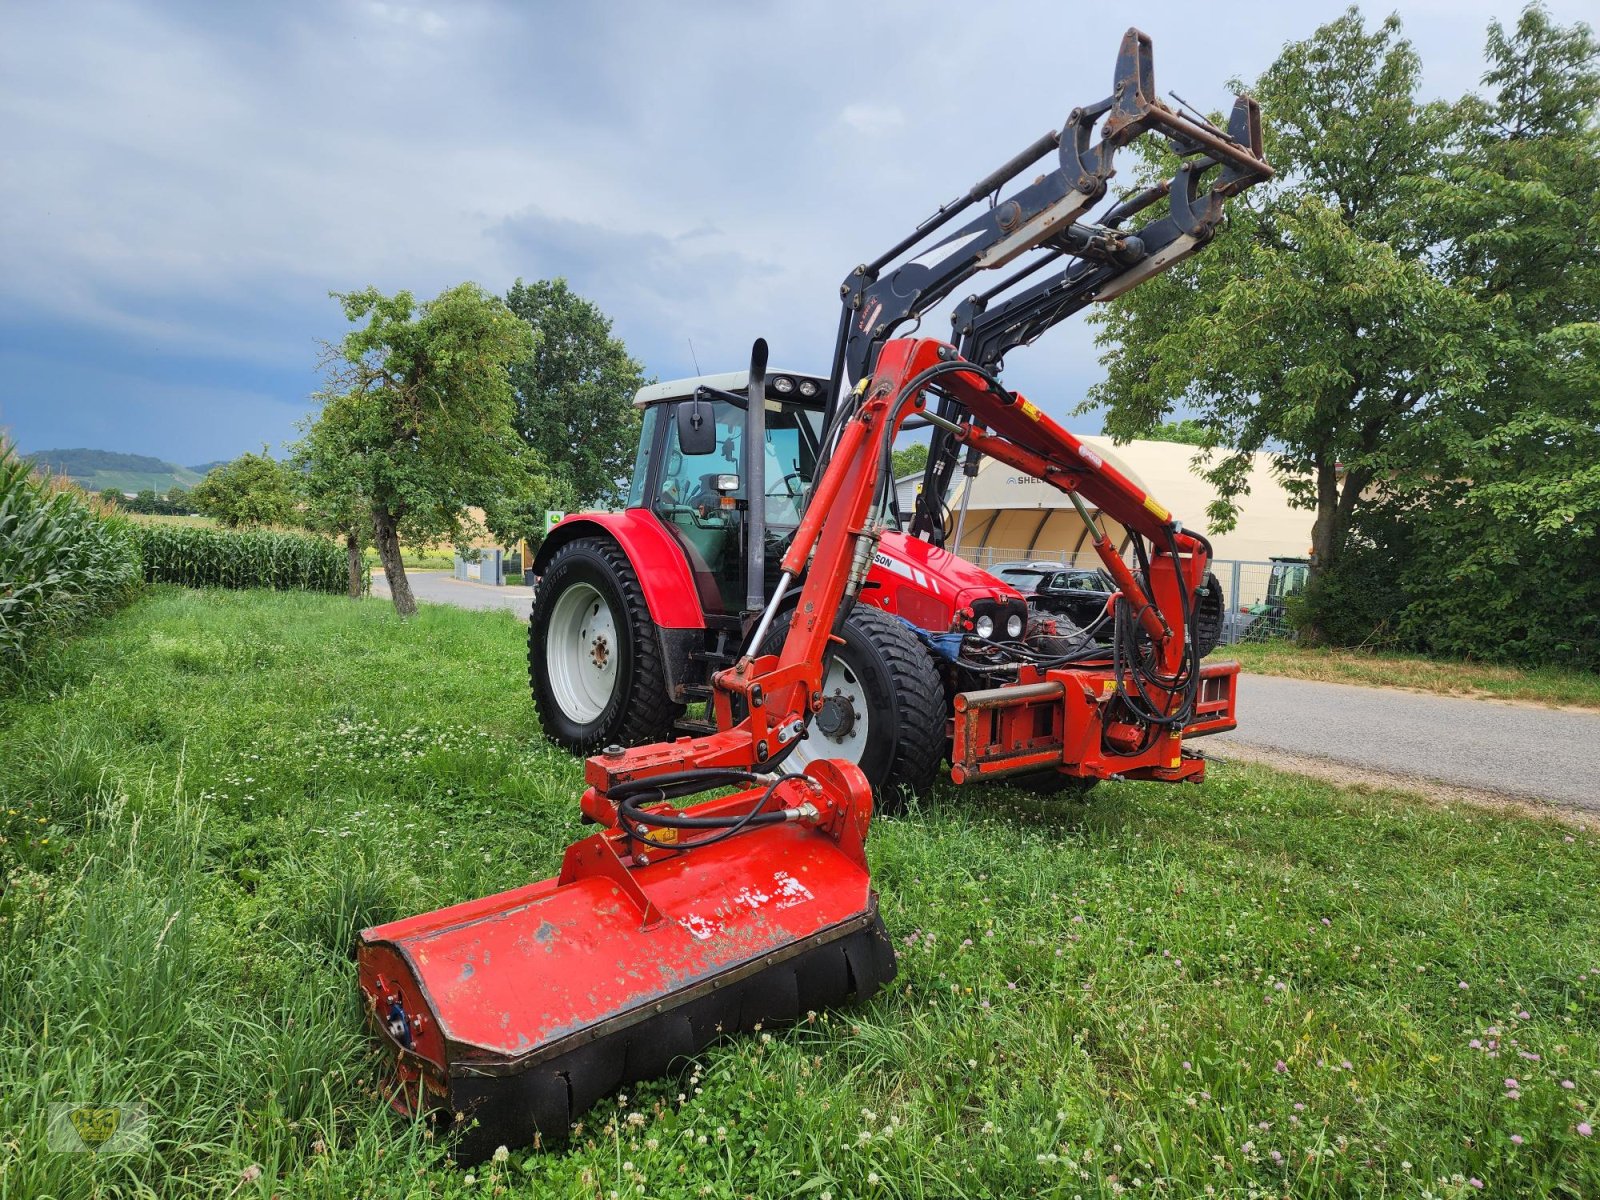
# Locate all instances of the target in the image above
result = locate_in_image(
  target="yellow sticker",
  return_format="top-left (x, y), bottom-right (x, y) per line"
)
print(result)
top-left (1143, 495), bottom-right (1171, 523)
top-left (651, 826), bottom-right (679, 844)
top-left (1019, 399), bottom-right (1042, 420)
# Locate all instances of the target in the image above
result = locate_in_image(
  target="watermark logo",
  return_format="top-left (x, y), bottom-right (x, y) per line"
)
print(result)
top-left (48, 1103), bottom-right (149, 1153)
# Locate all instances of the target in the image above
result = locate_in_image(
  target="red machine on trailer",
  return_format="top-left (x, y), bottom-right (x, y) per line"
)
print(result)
top-left (358, 30), bottom-right (1273, 1160)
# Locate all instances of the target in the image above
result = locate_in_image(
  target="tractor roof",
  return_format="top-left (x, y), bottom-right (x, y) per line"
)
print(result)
top-left (632, 368), bottom-right (830, 409)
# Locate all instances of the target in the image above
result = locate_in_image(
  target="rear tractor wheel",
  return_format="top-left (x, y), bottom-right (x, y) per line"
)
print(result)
top-left (528, 538), bottom-right (681, 751)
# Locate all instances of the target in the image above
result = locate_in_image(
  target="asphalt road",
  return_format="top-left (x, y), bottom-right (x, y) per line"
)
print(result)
top-left (1213, 673), bottom-right (1600, 812)
top-left (370, 569), bottom-right (534, 615)
top-left (368, 572), bottom-right (1596, 810)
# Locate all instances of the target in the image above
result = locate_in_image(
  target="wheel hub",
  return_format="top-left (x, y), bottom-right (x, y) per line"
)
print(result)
top-left (815, 690), bottom-right (859, 742)
top-left (544, 582), bottom-right (620, 724)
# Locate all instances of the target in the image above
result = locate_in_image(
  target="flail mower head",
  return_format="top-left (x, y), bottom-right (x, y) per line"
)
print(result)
top-left (356, 759), bottom-right (895, 1162)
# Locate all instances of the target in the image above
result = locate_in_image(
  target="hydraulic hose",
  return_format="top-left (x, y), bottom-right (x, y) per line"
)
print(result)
top-left (614, 771), bottom-right (801, 853)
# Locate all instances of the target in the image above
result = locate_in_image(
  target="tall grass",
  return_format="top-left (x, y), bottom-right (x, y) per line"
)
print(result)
top-left (132, 524), bottom-right (351, 594)
top-left (1, 588), bottom-right (1596, 1196)
top-left (0, 439), bottom-right (140, 686)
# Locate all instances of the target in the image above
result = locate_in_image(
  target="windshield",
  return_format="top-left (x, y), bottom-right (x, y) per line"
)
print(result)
top-left (996, 569), bottom-right (1046, 594)
top-left (1267, 562), bottom-right (1309, 605)
top-left (652, 399), bottom-right (821, 529)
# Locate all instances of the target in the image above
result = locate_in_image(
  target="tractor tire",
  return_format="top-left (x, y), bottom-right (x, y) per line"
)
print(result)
top-left (1192, 570), bottom-right (1226, 658)
top-left (528, 537), bottom-right (682, 752)
top-left (755, 604), bottom-right (944, 815)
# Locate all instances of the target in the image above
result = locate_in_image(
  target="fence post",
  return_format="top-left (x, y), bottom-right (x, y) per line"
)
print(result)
top-left (1228, 560), bottom-right (1243, 645)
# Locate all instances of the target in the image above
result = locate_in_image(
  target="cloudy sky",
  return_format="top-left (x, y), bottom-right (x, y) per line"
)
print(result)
top-left (2, 0), bottom-right (1588, 465)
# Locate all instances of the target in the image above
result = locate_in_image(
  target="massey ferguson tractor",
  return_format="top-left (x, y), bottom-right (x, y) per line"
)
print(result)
top-left (525, 29), bottom-right (1264, 803)
top-left (358, 30), bottom-right (1272, 1160)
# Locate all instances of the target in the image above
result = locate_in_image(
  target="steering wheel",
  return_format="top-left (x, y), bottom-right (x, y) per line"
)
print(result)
top-left (766, 472), bottom-right (806, 499)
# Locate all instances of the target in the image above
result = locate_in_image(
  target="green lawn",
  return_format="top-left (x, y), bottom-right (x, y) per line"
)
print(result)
top-left (3, 588), bottom-right (1597, 1198)
top-left (1227, 640), bottom-right (1600, 711)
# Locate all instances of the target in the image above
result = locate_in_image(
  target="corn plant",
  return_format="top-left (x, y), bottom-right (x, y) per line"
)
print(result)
top-left (131, 524), bottom-right (352, 594)
top-left (0, 441), bottom-right (141, 684)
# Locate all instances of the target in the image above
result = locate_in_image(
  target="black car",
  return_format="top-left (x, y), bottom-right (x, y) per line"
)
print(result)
top-left (992, 561), bottom-right (1116, 630)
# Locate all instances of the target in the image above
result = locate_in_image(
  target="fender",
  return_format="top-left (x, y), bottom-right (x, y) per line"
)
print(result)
top-left (533, 511), bottom-right (707, 630)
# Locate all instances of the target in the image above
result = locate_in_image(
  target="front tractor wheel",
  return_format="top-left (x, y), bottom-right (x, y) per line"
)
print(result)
top-left (757, 604), bottom-right (944, 814)
top-left (528, 538), bottom-right (681, 751)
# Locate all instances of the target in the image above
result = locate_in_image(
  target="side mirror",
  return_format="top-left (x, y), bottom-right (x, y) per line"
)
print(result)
top-left (675, 397), bottom-right (717, 456)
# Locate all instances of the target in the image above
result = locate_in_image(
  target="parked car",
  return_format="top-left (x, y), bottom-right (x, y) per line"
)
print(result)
top-left (990, 560), bottom-right (1116, 630)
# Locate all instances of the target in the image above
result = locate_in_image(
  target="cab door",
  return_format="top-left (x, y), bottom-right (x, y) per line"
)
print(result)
top-left (652, 398), bottom-right (746, 612)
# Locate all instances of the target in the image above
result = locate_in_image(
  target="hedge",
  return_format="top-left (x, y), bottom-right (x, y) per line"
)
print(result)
top-left (0, 442), bottom-right (142, 683)
top-left (132, 524), bottom-right (351, 594)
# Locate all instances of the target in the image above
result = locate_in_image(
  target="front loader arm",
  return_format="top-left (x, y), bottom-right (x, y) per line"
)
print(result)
top-left (828, 27), bottom-right (1270, 411)
top-left (585, 335), bottom-right (1212, 809)
top-left (908, 91), bottom-right (1269, 544)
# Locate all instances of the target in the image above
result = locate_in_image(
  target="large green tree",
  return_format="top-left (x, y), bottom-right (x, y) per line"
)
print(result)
top-left (1086, 10), bottom-right (1492, 620)
top-left (192, 450), bottom-right (300, 528)
top-left (315, 283), bottom-right (535, 616)
top-left (1394, 5), bottom-right (1600, 666)
top-left (495, 279), bottom-right (646, 544)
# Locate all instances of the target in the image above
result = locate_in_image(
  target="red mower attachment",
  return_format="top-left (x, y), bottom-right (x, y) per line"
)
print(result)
top-left (357, 759), bottom-right (895, 1162)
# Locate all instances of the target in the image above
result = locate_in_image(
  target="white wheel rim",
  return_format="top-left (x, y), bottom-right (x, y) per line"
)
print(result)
top-left (785, 658), bottom-right (871, 770)
top-left (544, 582), bottom-right (620, 724)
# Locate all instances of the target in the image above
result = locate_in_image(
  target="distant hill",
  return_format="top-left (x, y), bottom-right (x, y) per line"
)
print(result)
top-left (24, 448), bottom-right (208, 494)
top-left (189, 460), bottom-right (230, 475)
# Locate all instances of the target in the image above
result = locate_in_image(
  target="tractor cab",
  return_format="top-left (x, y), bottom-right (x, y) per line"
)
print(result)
top-left (627, 369), bottom-right (830, 614)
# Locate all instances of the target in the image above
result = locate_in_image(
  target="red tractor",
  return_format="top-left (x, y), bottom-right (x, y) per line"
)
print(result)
top-left (528, 29), bottom-right (1265, 801)
top-left (361, 30), bottom-right (1275, 1160)
top-left (528, 360), bottom-right (1013, 800)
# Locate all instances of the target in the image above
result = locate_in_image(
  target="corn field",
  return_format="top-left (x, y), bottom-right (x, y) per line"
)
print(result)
top-left (0, 440), bottom-right (141, 683)
top-left (132, 523), bottom-right (352, 594)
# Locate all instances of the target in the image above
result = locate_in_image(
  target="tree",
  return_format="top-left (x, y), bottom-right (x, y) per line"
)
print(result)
top-left (1086, 9), bottom-right (1492, 640)
top-left (890, 442), bottom-right (929, 479)
top-left (1392, 4), bottom-right (1600, 667)
top-left (165, 484), bottom-right (192, 513)
top-left (291, 402), bottom-right (371, 600)
top-left (316, 283), bottom-right (535, 617)
top-left (1140, 420), bottom-right (1212, 447)
top-left (98, 487), bottom-right (122, 508)
top-left (192, 450), bottom-right (300, 527)
top-left (497, 278), bottom-right (646, 531)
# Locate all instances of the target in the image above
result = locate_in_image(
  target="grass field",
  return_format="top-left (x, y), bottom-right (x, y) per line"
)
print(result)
top-left (3, 589), bottom-right (1597, 1198)
top-left (1227, 640), bottom-right (1600, 711)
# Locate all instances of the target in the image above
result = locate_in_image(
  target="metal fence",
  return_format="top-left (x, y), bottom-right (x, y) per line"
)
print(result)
top-left (949, 546), bottom-right (1294, 646)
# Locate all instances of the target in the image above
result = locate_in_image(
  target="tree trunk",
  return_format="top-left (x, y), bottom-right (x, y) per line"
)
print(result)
top-left (345, 530), bottom-right (364, 600)
top-left (1301, 460), bottom-right (1343, 646)
top-left (372, 506), bottom-right (417, 617)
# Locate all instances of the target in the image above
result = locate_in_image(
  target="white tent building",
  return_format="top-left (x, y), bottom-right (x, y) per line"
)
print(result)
top-left (895, 435), bottom-right (1312, 589)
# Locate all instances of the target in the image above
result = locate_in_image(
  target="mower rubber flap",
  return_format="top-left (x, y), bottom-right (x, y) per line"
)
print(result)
top-left (357, 769), bottom-right (894, 1162)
